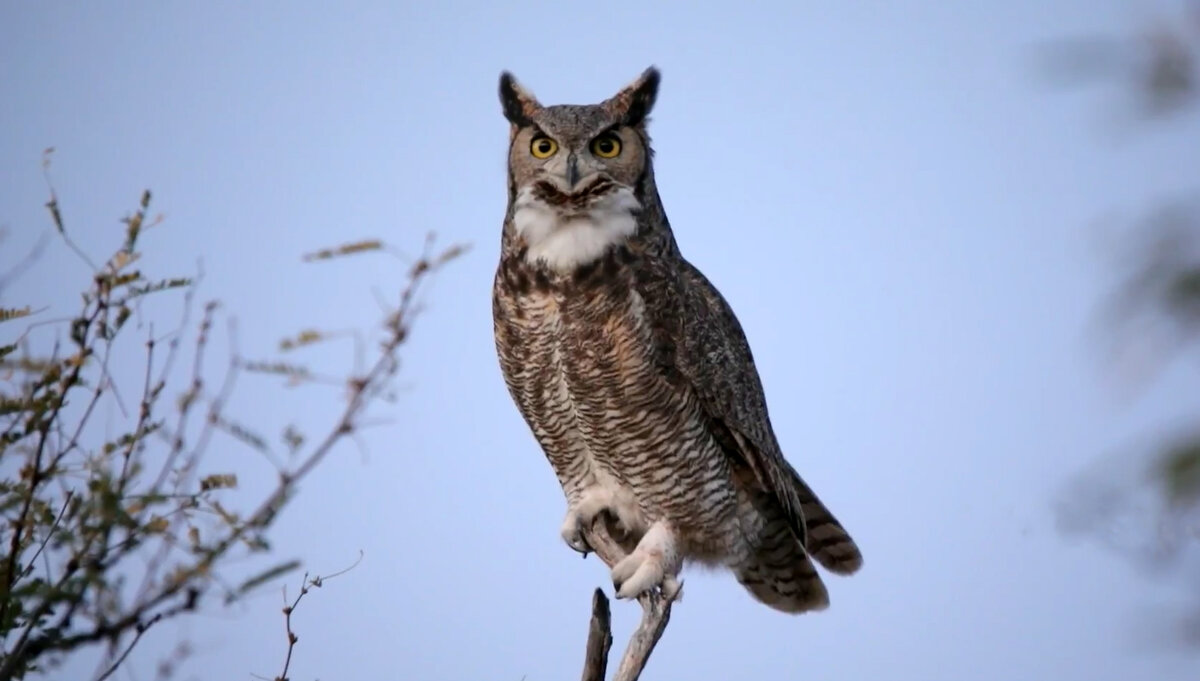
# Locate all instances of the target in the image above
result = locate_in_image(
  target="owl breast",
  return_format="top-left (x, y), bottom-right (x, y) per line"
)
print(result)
top-left (493, 248), bottom-right (742, 559)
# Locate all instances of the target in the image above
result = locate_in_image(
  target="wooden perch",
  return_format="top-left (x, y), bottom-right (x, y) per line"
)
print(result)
top-left (580, 589), bottom-right (612, 681)
top-left (579, 515), bottom-right (675, 681)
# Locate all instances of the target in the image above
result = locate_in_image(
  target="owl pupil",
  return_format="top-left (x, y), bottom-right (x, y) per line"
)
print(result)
top-left (598, 140), bottom-right (612, 153)
top-left (537, 141), bottom-right (551, 153)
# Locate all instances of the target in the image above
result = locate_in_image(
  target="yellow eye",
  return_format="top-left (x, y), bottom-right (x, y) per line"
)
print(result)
top-left (591, 134), bottom-right (621, 158)
top-left (530, 136), bottom-right (558, 159)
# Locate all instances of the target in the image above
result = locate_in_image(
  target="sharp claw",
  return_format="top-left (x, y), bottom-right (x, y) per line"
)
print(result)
top-left (572, 518), bottom-right (591, 554)
top-left (570, 535), bottom-right (592, 555)
top-left (561, 513), bottom-right (595, 556)
top-left (574, 523), bottom-right (593, 556)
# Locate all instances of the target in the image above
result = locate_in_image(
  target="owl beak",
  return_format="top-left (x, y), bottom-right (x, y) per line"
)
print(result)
top-left (565, 153), bottom-right (580, 190)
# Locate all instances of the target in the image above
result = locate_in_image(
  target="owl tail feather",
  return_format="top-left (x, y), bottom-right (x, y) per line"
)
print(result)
top-left (733, 523), bottom-right (830, 614)
top-left (789, 471), bottom-right (864, 575)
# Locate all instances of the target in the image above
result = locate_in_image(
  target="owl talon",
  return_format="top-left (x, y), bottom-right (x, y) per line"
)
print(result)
top-left (560, 514), bottom-right (593, 555)
top-left (611, 521), bottom-right (680, 600)
top-left (612, 574), bottom-right (682, 602)
top-left (612, 551), bottom-right (663, 599)
top-left (560, 486), bottom-right (623, 555)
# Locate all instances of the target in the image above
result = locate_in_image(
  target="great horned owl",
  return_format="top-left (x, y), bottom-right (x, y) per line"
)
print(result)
top-left (491, 67), bottom-right (862, 613)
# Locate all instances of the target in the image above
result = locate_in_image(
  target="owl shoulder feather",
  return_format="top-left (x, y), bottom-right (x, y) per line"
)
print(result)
top-left (635, 253), bottom-right (810, 546)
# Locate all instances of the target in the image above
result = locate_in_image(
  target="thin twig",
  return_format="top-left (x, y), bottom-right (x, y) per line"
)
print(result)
top-left (275, 572), bottom-right (309, 681)
top-left (0, 229), bottom-right (52, 296)
top-left (272, 552), bottom-right (363, 681)
top-left (19, 490), bottom-right (74, 583)
top-left (41, 154), bottom-right (97, 272)
top-left (92, 610), bottom-right (167, 681)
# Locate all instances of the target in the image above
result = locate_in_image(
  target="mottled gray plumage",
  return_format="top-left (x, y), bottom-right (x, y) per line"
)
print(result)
top-left (491, 67), bottom-right (862, 613)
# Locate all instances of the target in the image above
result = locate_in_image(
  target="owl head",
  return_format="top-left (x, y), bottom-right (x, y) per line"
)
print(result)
top-left (498, 67), bottom-right (660, 197)
top-left (497, 68), bottom-right (663, 271)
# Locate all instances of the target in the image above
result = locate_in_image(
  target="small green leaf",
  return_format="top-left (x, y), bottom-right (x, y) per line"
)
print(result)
top-left (0, 307), bottom-right (32, 324)
top-left (199, 473), bottom-right (238, 491)
top-left (231, 559), bottom-right (302, 600)
top-left (241, 360), bottom-right (311, 380)
top-left (301, 239), bottom-right (383, 262)
top-left (279, 329), bottom-right (325, 351)
top-left (124, 277), bottom-right (192, 299)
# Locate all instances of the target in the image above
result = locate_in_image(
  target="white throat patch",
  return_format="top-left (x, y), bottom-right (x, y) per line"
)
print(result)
top-left (512, 185), bottom-right (641, 272)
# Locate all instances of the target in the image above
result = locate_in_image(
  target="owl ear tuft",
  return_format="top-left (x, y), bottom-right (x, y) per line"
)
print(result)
top-left (607, 66), bottom-right (660, 126)
top-left (499, 71), bottom-right (541, 126)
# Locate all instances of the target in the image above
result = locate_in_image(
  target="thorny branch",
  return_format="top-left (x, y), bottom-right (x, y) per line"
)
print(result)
top-left (578, 516), bottom-right (675, 681)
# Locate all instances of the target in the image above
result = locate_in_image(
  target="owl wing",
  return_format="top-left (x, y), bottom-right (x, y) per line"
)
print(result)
top-left (643, 256), bottom-right (862, 575)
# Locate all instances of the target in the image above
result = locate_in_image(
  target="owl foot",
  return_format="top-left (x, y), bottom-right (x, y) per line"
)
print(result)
top-left (611, 521), bottom-right (683, 602)
top-left (560, 486), bottom-right (618, 556)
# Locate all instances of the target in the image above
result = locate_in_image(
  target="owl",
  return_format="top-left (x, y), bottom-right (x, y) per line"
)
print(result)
top-left (491, 67), bottom-right (862, 613)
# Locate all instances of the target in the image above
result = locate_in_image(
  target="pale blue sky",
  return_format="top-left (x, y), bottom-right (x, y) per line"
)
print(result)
top-left (3, 1), bottom-right (1200, 680)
